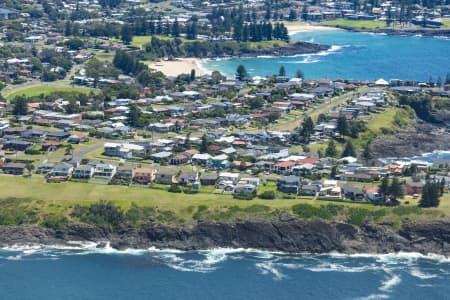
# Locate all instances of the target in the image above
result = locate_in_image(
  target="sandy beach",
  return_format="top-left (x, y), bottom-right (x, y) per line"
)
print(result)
top-left (147, 58), bottom-right (208, 77)
top-left (285, 23), bottom-right (339, 34)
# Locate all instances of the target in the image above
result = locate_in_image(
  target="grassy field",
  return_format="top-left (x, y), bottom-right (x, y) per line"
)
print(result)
top-left (441, 18), bottom-right (450, 29)
top-left (0, 176), bottom-right (447, 226)
top-left (3, 84), bottom-right (96, 100)
top-left (321, 19), bottom-right (387, 30)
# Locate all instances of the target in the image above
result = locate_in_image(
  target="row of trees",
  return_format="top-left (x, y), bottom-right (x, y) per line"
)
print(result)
top-left (233, 22), bottom-right (289, 42)
top-left (419, 178), bottom-right (446, 207)
top-left (379, 176), bottom-right (404, 205)
top-left (113, 50), bottom-right (146, 76)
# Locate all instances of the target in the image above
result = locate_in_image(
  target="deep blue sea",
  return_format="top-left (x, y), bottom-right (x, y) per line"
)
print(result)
top-left (204, 30), bottom-right (450, 81)
top-left (1, 244), bottom-right (450, 300)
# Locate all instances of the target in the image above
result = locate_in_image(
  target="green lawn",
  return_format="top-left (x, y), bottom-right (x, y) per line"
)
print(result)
top-left (131, 35), bottom-right (188, 49)
top-left (3, 84), bottom-right (96, 100)
top-left (441, 18), bottom-right (450, 29)
top-left (0, 176), bottom-right (447, 225)
top-left (321, 19), bottom-right (387, 30)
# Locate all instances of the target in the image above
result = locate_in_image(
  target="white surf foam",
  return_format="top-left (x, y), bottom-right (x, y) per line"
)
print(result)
top-left (379, 273), bottom-right (401, 292)
top-left (255, 261), bottom-right (286, 280)
top-left (410, 268), bottom-right (437, 279)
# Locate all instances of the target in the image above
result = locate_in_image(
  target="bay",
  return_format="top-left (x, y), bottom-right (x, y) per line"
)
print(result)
top-left (205, 30), bottom-right (450, 81)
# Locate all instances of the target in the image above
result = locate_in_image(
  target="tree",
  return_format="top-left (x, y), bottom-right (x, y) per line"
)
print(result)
top-left (121, 24), bottom-right (133, 44)
top-left (65, 144), bottom-right (74, 156)
top-left (300, 116), bottom-right (314, 142)
top-left (440, 178), bottom-right (446, 196)
top-left (336, 115), bottom-right (349, 136)
top-left (330, 165), bottom-right (337, 179)
top-left (236, 65), bottom-right (249, 81)
top-left (13, 96), bottom-right (28, 116)
top-left (200, 134), bottom-right (208, 153)
top-left (389, 177), bottom-right (404, 202)
top-left (128, 104), bottom-right (142, 127)
top-left (25, 163), bottom-right (34, 176)
top-left (296, 69), bottom-right (304, 79)
top-left (342, 140), bottom-right (356, 157)
top-left (289, 9), bottom-right (298, 21)
top-left (362, 142), bottom-right (373, 162)
top-left (325, 140), bottom-right (337, 157)
top-left (278, 65), bottom-right (286, 77)
top-left (419, 181), bottom-right (441, 208)
top-left (172, 18), bottom-right (180, 37)
top-left (379, 177), bottom-right (390, 202)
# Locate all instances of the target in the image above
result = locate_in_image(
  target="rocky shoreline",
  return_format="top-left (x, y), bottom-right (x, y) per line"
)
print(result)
top-left (1, 219), bottom-right (450, 256)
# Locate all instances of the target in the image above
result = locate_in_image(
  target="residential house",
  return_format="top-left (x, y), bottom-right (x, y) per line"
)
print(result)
top-left (133, 167), bottom-right (157, 184)
top-left (154, 168), bottom-right (177, 185)
top-left (104, 143), bottom-right (145, 159)
top-left (36, 162), bottom-right (56, 174)
top-left (278, 175), bottom-right (301, 194)
top-left (46, 131), bottom-right (70, 141)
top-left (2, 140), bottom-right (33, 151)
top-left (273, 161), bottom-right (296, 175)
top-left (48, 162), bottom-right (74, 178)
top-left (234, 184), bottom-right (257, 195)
top-left (72, 165), bottom-right (94, 179)
top-left (192, 153), bottom-right (212, 166)
top-left (178, 170), bottom-right (199, 185)
top-left (363, 186), bottom-right (383, 203)
top-left (342, 184), bottom-right (366, 201)
top-left (151, 151), bottom-right (173, 163)
top-left (42, 141), bottom-right (63, 152)
top-left (2, 162), bottom-right (26, 175)
top-left (115, 165), bottom-right (135, 180)
top-left (200, 172), bottom-right (218, 185)
top-left (319, 180), bottom-right (342, 198)
top-left (93, 163), bottom-right (117, 179)
top-left (218, 172), bottom-right (240, 185)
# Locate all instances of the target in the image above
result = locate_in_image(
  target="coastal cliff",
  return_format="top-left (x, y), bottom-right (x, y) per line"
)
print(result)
top-left (1, 219), bottom-right (449, 255)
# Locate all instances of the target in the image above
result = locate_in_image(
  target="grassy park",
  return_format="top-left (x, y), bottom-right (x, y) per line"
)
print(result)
top-left (321, 19), bottom-right (387, 30)
top-left (2, 83), bottom-right (96, 100)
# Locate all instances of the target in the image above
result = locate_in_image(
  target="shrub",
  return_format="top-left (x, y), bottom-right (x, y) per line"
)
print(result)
top-left (292, 204), bottom-right (333, 219)
top-left (392, 206), bottom-right (422, 216)
top-left (168, 184), bottom-right (182, 193)
top-left (347, 208), bottom-right (370, 226)
top-left (41, 214), bottom-right (68, 230)
top-left (233, 193), bottom-right (256, 200)
top-left (259, 190), bottom-right (276, 200)
top-left (71, 200), bottom-right (125, 230)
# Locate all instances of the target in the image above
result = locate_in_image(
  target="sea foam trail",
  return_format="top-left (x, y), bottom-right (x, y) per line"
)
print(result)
top-left (379, 273), bottom-right (402, 292)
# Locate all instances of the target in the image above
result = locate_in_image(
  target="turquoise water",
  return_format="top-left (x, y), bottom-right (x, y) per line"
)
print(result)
top-left (1, 245), bottom-right (450, 300)
top-left (205, 30), bottom-right (450, 81)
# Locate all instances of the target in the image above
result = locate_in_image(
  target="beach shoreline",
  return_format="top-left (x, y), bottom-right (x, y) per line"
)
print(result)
top-left (285, 23), bottom-right (340, 35)
top-left (147, 58), bottom-right (209, 77)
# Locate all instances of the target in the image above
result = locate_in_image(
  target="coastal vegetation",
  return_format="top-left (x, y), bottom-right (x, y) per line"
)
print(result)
top-left (0, 176), bottom-right (447, 231)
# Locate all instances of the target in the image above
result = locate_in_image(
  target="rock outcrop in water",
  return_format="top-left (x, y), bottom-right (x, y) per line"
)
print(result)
top-left (1, 219), bottom-right (450, 255)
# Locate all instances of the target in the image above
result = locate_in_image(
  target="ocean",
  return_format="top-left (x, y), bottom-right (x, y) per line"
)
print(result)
top-left (1, 244), bottom-right (450, 300)
top-left (204, 30), bottom-right (450, 81)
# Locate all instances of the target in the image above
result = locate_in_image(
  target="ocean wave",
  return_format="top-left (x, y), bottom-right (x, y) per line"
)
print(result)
top-left (304, 262), bottom-right (381, 273)
top-left (379, 273), bottom-right (401, 292)
top-left (410, 268), bottom-right (437, 279)
top-left (327, 251), bottom-right (450, 264)
top-left (354, 294), bottom-right (389, 300)
top-left (255, 261), bottom-right (286, 280)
